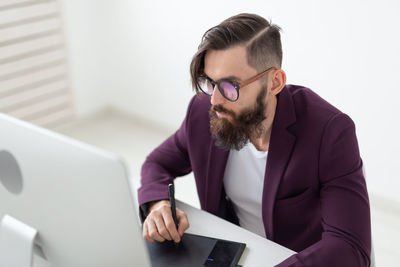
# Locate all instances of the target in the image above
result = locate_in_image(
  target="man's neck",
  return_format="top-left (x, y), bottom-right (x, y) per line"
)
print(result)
top-left (250, 95), bottom-right (277, 152)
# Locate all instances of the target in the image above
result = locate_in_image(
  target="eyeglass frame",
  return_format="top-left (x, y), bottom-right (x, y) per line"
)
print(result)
top-left (197, 66), bottom-right (277, 102)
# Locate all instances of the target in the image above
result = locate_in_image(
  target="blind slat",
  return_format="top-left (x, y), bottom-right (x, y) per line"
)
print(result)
top-left (0, 58), bottom-right (65, 81)
top-left (0, 12), bottom-right (58, 30)
top-left (6, 94), bottom-right (70, 118)
top-left (0, 48), bottom-right (64, 76)
top-left (0, 43), bottom-right (63, 64)
top-left (0, 74), bottom-right (66, 98)
top-left (0, 1), bottom-right (57, 23)
top-left (0, 88), bottom-right (68, 112)
top-left (0, 64), bottom-right (67, 94)
top-left (0, 33), bottom-right (63, 59)
top-left (0, 17), bottom-right (61, 43)
top-left (0, 80), bottom-right (67, 108)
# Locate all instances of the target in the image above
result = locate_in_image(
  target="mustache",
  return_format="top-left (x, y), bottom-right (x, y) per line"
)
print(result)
top-left (211, 105), bottom-right (236, 117)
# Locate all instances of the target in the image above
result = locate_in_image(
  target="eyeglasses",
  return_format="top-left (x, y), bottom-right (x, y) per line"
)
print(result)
top-left (197, 67), bottom-right (276, 102)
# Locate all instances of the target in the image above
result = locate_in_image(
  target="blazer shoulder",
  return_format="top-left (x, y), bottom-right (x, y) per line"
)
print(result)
top-left (186, 94), bottom-right (211, 124)
top-left (285, 84), bottom-right (344, 124)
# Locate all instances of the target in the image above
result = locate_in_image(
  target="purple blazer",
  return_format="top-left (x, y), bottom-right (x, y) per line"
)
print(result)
top-left (138, 85), bottom-right (371, 266)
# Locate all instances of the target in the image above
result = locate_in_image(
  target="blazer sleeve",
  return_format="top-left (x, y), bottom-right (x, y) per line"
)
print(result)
top-left (276, 113), bottom-right (371, 267)
top-left (137, 97), bottom-right (195, 219)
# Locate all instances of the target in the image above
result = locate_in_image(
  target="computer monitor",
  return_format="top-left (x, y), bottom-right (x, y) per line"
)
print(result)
top-left (0, 113), bottom-right (151, 267)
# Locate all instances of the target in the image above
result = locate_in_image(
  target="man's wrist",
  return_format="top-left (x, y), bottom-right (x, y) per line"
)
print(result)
top-left (149, 199), bottom-right (170, 213)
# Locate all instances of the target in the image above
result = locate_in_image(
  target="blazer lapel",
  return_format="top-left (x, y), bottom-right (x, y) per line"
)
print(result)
top-left (262, 86), bottom-right (297, 240)
top-left (204, 139), bottom-right (230, 215)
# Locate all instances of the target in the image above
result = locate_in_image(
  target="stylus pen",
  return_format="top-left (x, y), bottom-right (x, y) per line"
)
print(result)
top-left (168, 183), bottom-right (179, 230)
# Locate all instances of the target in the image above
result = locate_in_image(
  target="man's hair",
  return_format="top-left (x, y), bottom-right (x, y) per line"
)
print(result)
top-left (190, 13), bottom-right (282, 93)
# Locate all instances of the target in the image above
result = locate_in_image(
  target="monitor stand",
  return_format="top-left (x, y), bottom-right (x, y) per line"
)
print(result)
top-left (0, 214), bottom-right (38, 267)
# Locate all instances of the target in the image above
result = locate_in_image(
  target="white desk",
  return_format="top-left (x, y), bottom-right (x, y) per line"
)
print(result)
top-left (176, 200), bottom-right (296, 267)
top-left (130, 179), bottom-right (295, 266)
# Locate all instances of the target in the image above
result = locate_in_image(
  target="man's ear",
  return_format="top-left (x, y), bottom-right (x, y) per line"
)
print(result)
top-left (269, 69), bottom-right (286, 96)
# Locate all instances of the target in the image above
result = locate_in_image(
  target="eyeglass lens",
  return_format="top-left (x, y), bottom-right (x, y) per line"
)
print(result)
top-left (197, 77), bottom-right (238, 101)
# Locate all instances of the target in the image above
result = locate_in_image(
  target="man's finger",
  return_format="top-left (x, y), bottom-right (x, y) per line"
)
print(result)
top-left (147, 219), bottom-right (165, 242)
top-left (162, 209), bottom-right (181, 243)
top-left (153, 214), bottom-right (172, 241)
top-left (143, 221), bottom-right (154, 242)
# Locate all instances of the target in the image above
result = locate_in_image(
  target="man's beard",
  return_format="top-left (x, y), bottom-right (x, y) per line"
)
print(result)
top-left (209, 87), bottom-right (267, 151)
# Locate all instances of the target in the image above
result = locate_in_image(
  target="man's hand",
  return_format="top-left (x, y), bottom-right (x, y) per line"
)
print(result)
top-left (142, 200), bottom-right (189, 243)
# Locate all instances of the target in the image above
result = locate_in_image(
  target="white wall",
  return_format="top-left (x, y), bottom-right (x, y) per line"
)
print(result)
top-left (60, 0), bottom-right (110, 116)
top-left (61, 0), bottom-right (400, 202)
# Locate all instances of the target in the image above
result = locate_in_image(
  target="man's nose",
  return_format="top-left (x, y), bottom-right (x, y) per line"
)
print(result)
top-left (210, 85), bottom-right (225, 106)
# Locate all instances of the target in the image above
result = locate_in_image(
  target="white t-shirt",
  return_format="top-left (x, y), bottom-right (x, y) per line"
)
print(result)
top-left (223, 142), bottom-right (268, 238)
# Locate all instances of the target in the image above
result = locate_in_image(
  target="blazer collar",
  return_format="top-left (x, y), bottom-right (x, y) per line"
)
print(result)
top-left (204, 139), bottom-right (229, 215)
top-left (262, 85), bottom-right (297, 240)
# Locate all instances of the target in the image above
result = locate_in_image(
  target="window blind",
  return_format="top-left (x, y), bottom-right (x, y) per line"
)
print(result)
top-left (0, 0), bottom-right (73, 127)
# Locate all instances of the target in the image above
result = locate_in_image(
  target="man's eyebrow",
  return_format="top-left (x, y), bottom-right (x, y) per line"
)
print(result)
top-left (203, 71), bottom-right (242, 82)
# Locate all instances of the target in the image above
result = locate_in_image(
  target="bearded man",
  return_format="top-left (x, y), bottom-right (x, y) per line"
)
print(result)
top-left (138, 13), bottom-right (371, 267)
